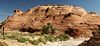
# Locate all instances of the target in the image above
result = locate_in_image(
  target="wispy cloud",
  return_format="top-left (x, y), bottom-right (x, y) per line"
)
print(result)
top-left (0, 11), bottom-right (12, 16)
top-left (0, 11), bottom-right (12, 22)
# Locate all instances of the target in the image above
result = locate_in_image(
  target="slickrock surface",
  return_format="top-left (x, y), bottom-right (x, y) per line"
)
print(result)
top-left (39, 37), bottom-right (90, 46)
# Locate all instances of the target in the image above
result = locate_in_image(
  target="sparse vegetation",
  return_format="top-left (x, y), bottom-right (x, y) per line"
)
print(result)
top-left (38, 36), bottom-right (47, 44)
top-left (29, 40), bottom-right (40, 45)
top-left (6, 34), bottom-right (17, 40)
top-left (56, 34), bottom-right (70, 41)
top-left (44, 34), bottom-right (57, 42)
top-left (4, 32), bottom-right (20, 40)
top-left (0, 26), bottom-right (70, 45)
top-left (17, 37), bottom-right (30, 43)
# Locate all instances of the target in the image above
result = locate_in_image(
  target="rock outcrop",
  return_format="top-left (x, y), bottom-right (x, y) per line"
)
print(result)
top-left (2, 5), bottom-right (100, 38)
top-left (78, 32), bottom-right (100, 46)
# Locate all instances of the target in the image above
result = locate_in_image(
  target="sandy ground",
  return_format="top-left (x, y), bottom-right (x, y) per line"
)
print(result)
top-left (0, 37), bottom-right (90, 46)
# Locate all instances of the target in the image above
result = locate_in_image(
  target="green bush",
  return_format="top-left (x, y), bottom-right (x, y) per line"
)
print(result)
top-left (38, 37), bottom-right (47, 44)
top-left (42, 23), bottom-right (56, 35)
top-left (4, 32), bottom-right (20, 40)
top-left (56, 34), bottom-right (69, 41)
top-left (29, 40), bottom-right (40, 45)
top-left (17, 37), bottom-right (30, 43)
top-left (44, 34), bottom-right (57, 42)
top-left (6, 35), bottom-right (17, 40)
top-left (42, 25), bottom-right (50, 34)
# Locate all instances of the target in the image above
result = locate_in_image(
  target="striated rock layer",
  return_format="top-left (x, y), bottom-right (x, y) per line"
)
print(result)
top-left (2, 5), bottom-right (100, 37)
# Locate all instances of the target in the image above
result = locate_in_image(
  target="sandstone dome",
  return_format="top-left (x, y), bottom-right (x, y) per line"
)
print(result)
top-left (2, 5), bottom-right (100, 38)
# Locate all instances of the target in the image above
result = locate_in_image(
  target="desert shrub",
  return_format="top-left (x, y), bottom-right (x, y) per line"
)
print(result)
top-left (4, 32), bottom-right (20, 40)
top-left (56, 34), bottom-right (69, 41)
top-left (6, 35), bottom-right (17, 40)
top-left (17, 37), bottom-right (30, 43)
top-left (42, 25), bottom-right (50, 34)
top-left (29, 40), bottom-right (40, 45)
top-left (44, 34), bottom-right (57, 42)
top-left (42, 23), bottom-right (56, 35)
top-left (0, 41), bottom-right (8, 46)
top-left (38, 37), bottom-right (47, 44)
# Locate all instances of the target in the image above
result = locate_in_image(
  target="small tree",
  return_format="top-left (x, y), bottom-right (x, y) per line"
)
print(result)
top-left (42, 23), bottom-right (55, 34)
top-left (2, 27), bottom-right (5, 39)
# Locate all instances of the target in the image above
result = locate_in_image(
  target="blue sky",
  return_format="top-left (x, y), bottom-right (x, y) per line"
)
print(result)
top-left (0, 0), bottom-right (100, 22)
